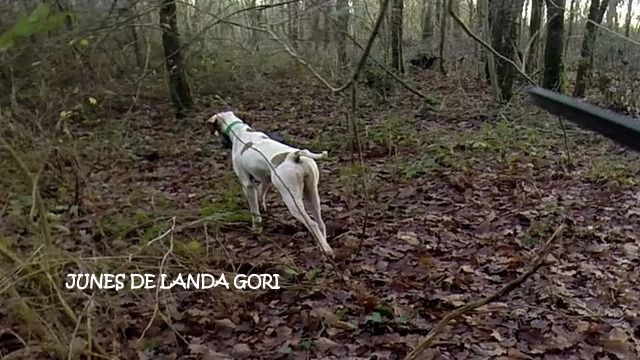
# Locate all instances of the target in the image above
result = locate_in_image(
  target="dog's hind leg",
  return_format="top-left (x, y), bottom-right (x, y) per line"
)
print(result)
top-left (304, 173), bottom-right (326, 240)
top-left (272, 172), bottom-right (334, 257)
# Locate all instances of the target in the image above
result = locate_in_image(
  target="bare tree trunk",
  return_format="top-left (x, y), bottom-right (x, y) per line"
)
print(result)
top-left (421, 0), bottom-right (434, 42)
top-left (160, 0), bottom-right (193, 116)
top-left (624, 0), bottom-right (633, 37)
top-left (390, 0), bottom-right (404, 72)
top-left (606, 0), bottom-right (619, 28)
top-left (288, 1), bottom-right (300, 49)
top-left (248, 0), bottom-right (262, 49)
top-left (526, 0), bottom-right (543, 74)
top-left (121, 0), bottom-right (143, 69)
top-left (321, 8), bottom-right (332, 51)
top-left (379, 0), bottom-right (390, 63)
top-left (310, 0), bottom-right (323, 51)
top-left (488, 0), bottom-right (526, 101)
top-left (521, 0), bottom-right (530, 45)
top-left (564, 0), bottom-right (576, 58)
top-left (574, 0), bottom-right (609, 97)
top-left (336, 0), bottom-right (350, 67)
top-left (438, 0), bottom-right (447, 74)
top-left (543, 0), bottom-right (565, 91)
top-left (131, 19), bottom-right (143, 69)
top-left (450, 0), bottom-right (461, 37)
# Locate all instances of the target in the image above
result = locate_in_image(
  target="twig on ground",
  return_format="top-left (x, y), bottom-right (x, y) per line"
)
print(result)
top-left (139, 217), bottom-right (176, 341)
top-left (67, 294), bottom-right (95, 360)
top-left (404, 223), bottom-right (566, 360)
top-left (558, 117), bottom-right (573, 168)
top-left (348, 86), bottom-right (369, 261)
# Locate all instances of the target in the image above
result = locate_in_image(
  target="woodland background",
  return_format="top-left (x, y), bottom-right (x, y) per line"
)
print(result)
top-left (1, 0), bottom-right (640, 359)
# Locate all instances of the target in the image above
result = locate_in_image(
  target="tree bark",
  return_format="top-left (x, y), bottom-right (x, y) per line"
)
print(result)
top-left (488, 0), bottom-right (526, 101)
top-left (438, 0), bottom-right (447, 74)
top-left (624, 0), bottom-right (633, 37)
top-left (543, 0), bottom-right (565, 91)
top-left (288, 1), bottom-right (300, 49)
top-left (336, 0), bottom-right (350, 67)
top-left (522, 0), bottom-right (530, 44)
top-left (478, 0), bottom-right (497, 87)
top-left (564, 0), bottom-right (576, 57)
top-left (120, 1), bottom-right (143, 69)
top-left (379, 0), bottom-right (390, 63)
top-left (573, 0), bottom-right (609, 97)
top-left (248, 0), bottom-right (262, 49)
top-left (160, 0), bottom-right (193, 116)
top-left (390, 0), bottom-right (404, 73)
top-left (421, 0), bottom-right (434, 42)
top-left (606, 0), bottom-right (619, 28)
top-left (450, 0), bottom-right (461, 37)
top-left (526, 0), bottom-right (543, 74)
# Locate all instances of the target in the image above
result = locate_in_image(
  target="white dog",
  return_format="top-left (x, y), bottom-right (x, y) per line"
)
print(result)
top-left (208, 111), bottom-right (334, 257)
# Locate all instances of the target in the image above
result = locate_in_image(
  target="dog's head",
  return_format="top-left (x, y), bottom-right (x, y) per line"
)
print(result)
top-left (206, 111), bottom-right (254, 149)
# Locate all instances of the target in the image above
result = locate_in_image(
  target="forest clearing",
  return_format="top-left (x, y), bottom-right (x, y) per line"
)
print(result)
top-left (1, 0), bottom-right (640, 359)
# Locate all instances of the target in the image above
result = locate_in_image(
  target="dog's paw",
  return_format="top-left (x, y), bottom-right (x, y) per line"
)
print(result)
top-left (322, 247), bottom-right (335, 258)
top-left (321, 151), bottom-right (328, 158)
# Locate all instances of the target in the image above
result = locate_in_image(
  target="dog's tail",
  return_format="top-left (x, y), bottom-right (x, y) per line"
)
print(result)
top-left (292, 149), bottom-right (329, 162)
top-left (285, 150), bottom-right (328, 164)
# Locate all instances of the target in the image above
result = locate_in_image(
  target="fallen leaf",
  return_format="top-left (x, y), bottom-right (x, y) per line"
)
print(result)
top-left (442, 294), bottom-right (467, 307)
top-left (397, 231), bottom-right (420, 246)
top-left (315, 337), bottom-right (340, 352)
top-left (232, 343), bottom-right (251, 358)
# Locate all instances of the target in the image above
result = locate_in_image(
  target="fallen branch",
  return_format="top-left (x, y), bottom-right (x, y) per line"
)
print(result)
top-left (404, 223), bottom-right (565, 360)
top-left (139, 217), bottom-right (176, 341)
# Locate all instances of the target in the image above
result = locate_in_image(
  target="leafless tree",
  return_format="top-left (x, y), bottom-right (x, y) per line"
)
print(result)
top-left (160, 0), bottom-right (193, 116)
top-left (574, 0), bottom-right (609, 97)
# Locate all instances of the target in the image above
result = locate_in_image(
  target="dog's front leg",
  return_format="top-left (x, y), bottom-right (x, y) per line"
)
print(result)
top-left (258, 182), bottom-right (270, 212)
top-left (241, 180), bottom-right (262, 234)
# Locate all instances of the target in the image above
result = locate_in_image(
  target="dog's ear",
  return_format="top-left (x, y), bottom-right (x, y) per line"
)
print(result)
top-left (234, 111), bottom-right (256, 126)
top-left (206, 114), bottom-right (221, 136)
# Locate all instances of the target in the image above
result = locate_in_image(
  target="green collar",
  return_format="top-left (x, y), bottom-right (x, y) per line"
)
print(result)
top-left (223, 120), bottom-right (244, 136)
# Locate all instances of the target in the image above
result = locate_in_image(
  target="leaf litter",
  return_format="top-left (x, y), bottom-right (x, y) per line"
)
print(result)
top-left (2, 71), bottom-right (640, 359)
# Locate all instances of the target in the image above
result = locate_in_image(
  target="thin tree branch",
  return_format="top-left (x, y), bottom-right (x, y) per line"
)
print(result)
top-left (335, 0), bottom-right (390, 92)
top-left (448, 0), bottom-right (536, 86)
top-left (265, 26), bottom-right (342, 91)
top-left (341, 30), bottom-right (439, 105)
top-left (404, 223), bottom-right (566, 360)
top-left (547, 0), bottom-right (640, 48)
top-left (225, 0), bottom-right (390, 94)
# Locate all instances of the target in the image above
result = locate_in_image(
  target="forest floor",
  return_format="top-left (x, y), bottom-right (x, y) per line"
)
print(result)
top-left (2, 67), bottom-right (640, 359)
